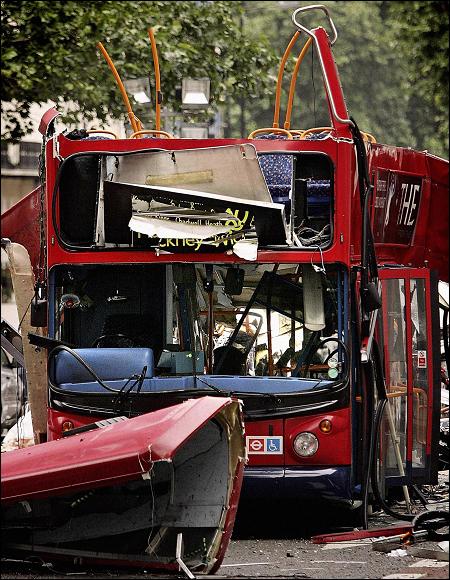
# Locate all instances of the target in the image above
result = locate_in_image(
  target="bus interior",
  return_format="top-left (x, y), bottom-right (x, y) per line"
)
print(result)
top-left (49, 262), bottom-right (348, 416)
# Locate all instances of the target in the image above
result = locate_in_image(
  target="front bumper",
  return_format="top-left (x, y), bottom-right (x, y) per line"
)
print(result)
top-left (241, 465), bottom-right (353, 501)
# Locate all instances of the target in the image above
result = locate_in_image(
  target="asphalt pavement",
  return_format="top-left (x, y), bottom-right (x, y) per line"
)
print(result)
top-left (1, 476), bottom-right (448, 579)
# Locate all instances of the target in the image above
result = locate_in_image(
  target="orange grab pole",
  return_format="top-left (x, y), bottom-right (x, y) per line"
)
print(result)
top-left (129, 130), bottom-right (174, 139)
top-left (148, 28), bottom-right (162, 132)
top-left (96, 41), bottom-right (139, 135)
top-left (284, 37), bottom-right (313, 130)
top-left (273, 30), bottom-right (301, 128)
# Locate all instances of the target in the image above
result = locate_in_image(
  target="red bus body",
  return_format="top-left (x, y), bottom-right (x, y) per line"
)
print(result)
top-left (2, 13), bottom-right (448, 519)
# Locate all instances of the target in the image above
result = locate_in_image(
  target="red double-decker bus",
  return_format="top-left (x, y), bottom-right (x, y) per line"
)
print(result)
top-left (2, 5), bottom-right (448, 528)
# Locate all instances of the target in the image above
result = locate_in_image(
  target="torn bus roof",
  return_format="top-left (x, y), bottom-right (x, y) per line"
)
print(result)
top-left (1, 397), bottom-right (246, 573)
top-left (1, 396), bottom-right (242, 503)
top-left (116, 143), bottom-right (273, 202)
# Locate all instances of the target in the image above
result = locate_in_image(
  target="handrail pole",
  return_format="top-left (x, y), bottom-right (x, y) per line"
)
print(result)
top-left (96, 42), bottom-right (139, 135)
top-left (273, 31), bottom-right (301, 128)
top-left (291, 5), bottom-right (354, 129)
top-left (284, 37), bottom-right (313, 130)
top-left (129, 129), bottom-right (174, 139)
top-left (248, 127), bottom-right (294, 140)
top-left (148, 28), bottom-right (162, 132)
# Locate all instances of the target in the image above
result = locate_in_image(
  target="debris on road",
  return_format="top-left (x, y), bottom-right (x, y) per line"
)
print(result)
top-left (387, 549), bottom-right (409, 558)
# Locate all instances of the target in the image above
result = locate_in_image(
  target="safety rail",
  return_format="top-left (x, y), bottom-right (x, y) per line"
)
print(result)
top-left (385, 385), bottom-right (429, 446)
top-left (248, 126), bottom-right (376, 142)
top-left (247, 127), bottom-right (294, 140)
top-left (130, 129), bottom-right (174, 139)
top-left (86, 130), bottom-right (118, 139)
top-left (299, 126), bottom-right (334, 139)
top-left (148, 28), bottom-right (162, 132)
top-left (273, 31), bottom-right (300, 128)
top-left (291, 4), bottom-right (353, 128)
top-left (284, 37), bottom-right (313, 130)
top-left (252, 5), bottom-right (380, 141)
top-left (97, 41), bottom-right (140, 134)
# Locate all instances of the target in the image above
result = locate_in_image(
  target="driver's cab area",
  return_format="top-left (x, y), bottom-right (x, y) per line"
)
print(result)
top-left (48, 262), bottom-right (348, 419)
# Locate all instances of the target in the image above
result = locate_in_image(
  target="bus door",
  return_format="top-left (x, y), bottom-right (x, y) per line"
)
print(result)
top-left (377, 268), bottom-right (440, 492)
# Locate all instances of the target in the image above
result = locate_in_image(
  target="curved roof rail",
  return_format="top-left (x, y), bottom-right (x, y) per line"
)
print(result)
top-left (291, 5), bottom-right (354, 128)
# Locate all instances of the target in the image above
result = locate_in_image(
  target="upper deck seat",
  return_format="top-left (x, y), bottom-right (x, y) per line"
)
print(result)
top-left (306, 180), bottom-right (332, 217)
top-left (256, 134), bottom-right (293, 209)
top-left (303, 131), bottom-right (330, 140)
top-left (256, 134), bottom-right (332, 220)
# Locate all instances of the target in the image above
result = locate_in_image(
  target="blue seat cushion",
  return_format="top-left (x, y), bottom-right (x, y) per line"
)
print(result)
top-left (255, 134), bottom-right (293, 206)
top-left (307, 180), bottom-right (331, 217)
top-left (256, 135), bottom-right (332, 220)
top-left (258, 154), bottom-right (293, 205)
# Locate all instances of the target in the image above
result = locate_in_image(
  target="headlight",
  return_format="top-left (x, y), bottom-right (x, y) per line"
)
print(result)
top-left (293, 432), bottom-right (319, 457)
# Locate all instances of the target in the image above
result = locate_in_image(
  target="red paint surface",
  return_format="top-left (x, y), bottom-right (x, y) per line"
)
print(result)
top-left (284, 407), bottom-right (352, 466)
top-left (1, 186), bottom-right (41, 279)
top-left (244, 409), bottom-right (352, 468)
top-left (1, 396), bottom-right (237, 504)
top-left (47, 408), bottom-right (104, 441)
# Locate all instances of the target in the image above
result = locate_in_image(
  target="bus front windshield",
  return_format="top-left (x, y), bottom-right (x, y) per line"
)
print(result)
top-left (53, 262), bottom-right (348, 394)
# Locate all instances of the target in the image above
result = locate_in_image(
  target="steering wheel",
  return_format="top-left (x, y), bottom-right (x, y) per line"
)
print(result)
top-left (300, 337), bottom-right (348, 378)
top-left (91, 334), bottom-right (139, 348)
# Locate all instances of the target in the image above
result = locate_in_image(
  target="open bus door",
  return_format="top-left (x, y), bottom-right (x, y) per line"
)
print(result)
top-left (376, 268), bottom-right (441, 501)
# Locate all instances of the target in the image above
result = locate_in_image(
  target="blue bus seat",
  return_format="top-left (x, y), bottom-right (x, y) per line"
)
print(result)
top-left (306, 180), bottom-right (332, 218)
top-left (256, 135), bottom-right (331, 220)
top-left (256, 134), bottom-right (293, 207)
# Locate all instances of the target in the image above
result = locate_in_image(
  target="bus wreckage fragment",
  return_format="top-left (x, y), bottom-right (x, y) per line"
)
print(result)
top-left (1, 397), bottom-right (245, 574)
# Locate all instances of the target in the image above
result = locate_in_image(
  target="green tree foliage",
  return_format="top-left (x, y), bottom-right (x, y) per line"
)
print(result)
top-left (240, 1), bottom-right (448, 158)
top-left (2, 1), bottom-right (448, 158)
top-left (1, 0), bottom-right (275, 140)
top-left (384, 1), bottom-right (449, 157)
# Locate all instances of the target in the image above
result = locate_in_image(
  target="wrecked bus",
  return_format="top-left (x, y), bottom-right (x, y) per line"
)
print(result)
top-left (1, 3), bottom-right (448, 542)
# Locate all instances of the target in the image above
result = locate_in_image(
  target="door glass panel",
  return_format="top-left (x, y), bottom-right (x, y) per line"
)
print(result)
top-left (411, 278), bottom-right (428, 468)
top-left (382, 278), bottom-right (408, 475)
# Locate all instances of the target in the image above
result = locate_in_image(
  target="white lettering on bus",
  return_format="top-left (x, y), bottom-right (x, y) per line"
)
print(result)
top-left (397, 183), bottom-right (419, 226)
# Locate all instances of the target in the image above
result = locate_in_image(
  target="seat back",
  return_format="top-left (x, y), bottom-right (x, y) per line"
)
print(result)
top-left (256, 134), bottom-right (293, 208)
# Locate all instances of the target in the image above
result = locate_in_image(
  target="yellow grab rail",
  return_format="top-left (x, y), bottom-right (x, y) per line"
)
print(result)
top-left (96, 42), bottom-right (139, 135)
top-left (284, 37), bottom-right (313, 130)
top-left (247, 127), bottom-right (294, 140)
top-left (148, 28), bottom-right (162, 132)
top-left (86, 130), bottom-right (118, 139)
top-left (273, 31), bottom-right (301, 128)
top-left (300, 126), bottom-right (334, 139)
top-left (289, 130), bottom-right (306, 138)
top-left (362, 131), bottom-right (377, 143)
top-left (130, 129), bottom-right (174, 139)
top-left (300, 126), bottom-right (377, 142)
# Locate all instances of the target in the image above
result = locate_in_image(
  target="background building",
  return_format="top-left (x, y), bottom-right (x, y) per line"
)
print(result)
top-left (1, 103), bottom-right (123, 324)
